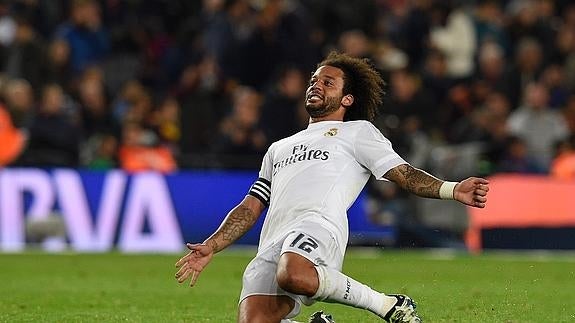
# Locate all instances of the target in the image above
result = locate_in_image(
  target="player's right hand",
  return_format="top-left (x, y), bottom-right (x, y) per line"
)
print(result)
top-left (175, 243), bottom-right (214, 287)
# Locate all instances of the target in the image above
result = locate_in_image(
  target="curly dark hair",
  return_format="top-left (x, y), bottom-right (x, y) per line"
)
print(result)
top-left (317, 52), bottom-right (385, 122)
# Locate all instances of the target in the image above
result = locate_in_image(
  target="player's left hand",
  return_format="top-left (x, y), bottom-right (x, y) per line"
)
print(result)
top-left (174, 243), bottom-right (214, 287)
top-left (454, 177), bottom-right (489, 208)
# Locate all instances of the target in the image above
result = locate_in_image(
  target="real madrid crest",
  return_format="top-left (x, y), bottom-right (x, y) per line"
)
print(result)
top-left (324, 128), bottom-right (338, 137)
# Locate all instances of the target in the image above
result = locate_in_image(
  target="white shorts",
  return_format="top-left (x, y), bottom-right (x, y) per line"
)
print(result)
top-left (239, 223), bottom-right (344, 319)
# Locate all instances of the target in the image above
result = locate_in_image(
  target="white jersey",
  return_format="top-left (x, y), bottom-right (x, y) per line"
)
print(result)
top-left (248, 120), bottom-right (406, 257)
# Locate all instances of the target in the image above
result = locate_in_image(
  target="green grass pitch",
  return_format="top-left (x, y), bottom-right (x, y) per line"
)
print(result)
top-left (1, 249), bottom-right (574, 322)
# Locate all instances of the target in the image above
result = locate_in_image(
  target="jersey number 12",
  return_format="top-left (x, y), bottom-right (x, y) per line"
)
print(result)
top-left (289, 233), bottom-right (319, 253)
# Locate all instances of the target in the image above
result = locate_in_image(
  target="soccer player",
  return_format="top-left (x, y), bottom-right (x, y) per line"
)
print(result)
top-left (175, 52), bottom-right (489, 323)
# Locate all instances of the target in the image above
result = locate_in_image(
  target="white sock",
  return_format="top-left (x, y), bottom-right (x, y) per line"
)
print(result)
top-left (312, 265), bottom-right (398, 317)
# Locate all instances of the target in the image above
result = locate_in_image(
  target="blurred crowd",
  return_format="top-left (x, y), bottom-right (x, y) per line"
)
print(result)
top-left (0, 0), bottom-right (574, 180)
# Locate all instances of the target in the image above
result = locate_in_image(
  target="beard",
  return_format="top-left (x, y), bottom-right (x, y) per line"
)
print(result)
top-left (305, 95), bottom-right (342, 118)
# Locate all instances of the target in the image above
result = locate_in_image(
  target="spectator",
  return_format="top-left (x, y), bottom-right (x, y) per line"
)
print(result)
top-left (480, 92), bottom-right (513, 171)
top-left (0, 17), bottom-right (46, 90)
top-left (550, 135), bottom-right (575, 180)
top-left (441, 83), bottom-right (474, 142)
top-left (507, 82), bottom-right (569, 170)
top-left (118, 122), bottom-right (177, 173)
top-left (259, 66), bottom-right (305, 145)
top-left (384, 69), bottom-right (437, 137)
top-left (382, 0), bottom-right (431, 69)
top-left (550, 25), bottom-right (575, 66)
top-left (337, 30), bottom-right (373, 59)
top-left (153, 96), bottom-right (181, 153)
top-left (540, 64), bottom-right (569, 109)
top-left (137, 14), bottom-right (182, 91)
top-left (562, 95), bottom-right (575, 134)
top-left (0, 103), bottom-right (26, 166)
top-left (233, 0), bottom-right (314, 90)
top-left (502, 37), bottom-right (544, 109)
top-left (54, 0), bottom-right (110, 74)
top-left (421, 49), bottom-right (452, 107)
top-left (372, 40), bottom-right (409, 74)
top-left (86, 133), bottom-right (117, 170)
top-left (212, 86), bottom-right (265, 163)
top-left (203, 0), bottom-right (256, 82)
top-left (20, 83), bottom-right (80, 167)
top-left (2, 78), bottom-right (34, 128)
top-left (475, 41), bottom-right (506, 90)
top-left (110, 79), bottom-right (148, 124)
top-left (497, 135), bottom-right (544, 174)
top-left (0, 1), bottom-right (15, 47)
top-left (176, 56), bottom-right (228, 154)
top-left (301, 0), bottom-right (377, 46)
top-left (472, 0), bottom-right (507, 53)
top-left (44, 38), bottom-right (73, 92)
top-left (505, 0), bottom-right (555, 60)
top-left (77, 69), bottom-right (118, 139)
top-left (430, 2), bottom-right (476, 79)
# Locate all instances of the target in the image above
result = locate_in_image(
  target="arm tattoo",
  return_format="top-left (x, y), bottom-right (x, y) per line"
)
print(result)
top-left (207, 204), bottom-right (260, 253)
top-left (384, 164), bottom-right (443, 198)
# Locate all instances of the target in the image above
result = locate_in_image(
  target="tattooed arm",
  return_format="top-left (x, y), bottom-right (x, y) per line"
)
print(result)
top-left (383, 163), bottom-right (444, 198)
top-left (175, 195), bottom-right (265, 286)
top-left (203, 195), bottom-right (265, 253)
top-left (383, 163), bottom-right (490, 208)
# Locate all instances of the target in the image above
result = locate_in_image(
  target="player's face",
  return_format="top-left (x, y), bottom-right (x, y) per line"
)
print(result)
top-left (305, 65), bottom-right (345, 118)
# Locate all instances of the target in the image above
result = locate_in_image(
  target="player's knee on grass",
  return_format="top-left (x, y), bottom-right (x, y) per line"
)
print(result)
top-left (276, 252), bottom-right (319, 296)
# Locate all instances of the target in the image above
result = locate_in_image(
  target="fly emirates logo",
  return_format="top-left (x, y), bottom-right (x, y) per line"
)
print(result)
top-left (273, 144), bottom-right (330, 175)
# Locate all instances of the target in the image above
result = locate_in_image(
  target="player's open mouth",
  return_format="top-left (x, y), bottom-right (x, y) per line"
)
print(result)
top-left (306, 94), bottom-right (323, 103)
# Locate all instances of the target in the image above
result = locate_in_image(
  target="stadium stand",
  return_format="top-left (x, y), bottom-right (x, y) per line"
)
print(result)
top-left (1, 0), bottom-right (574, 248)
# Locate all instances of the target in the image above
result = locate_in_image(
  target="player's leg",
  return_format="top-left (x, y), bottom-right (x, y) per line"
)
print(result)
top-left (239, 296), bottom-right (334, 323)
top-left (277, 251), bottom-right (394, 315)
top-left (276, 251), bottom-right (319, 295)
top-left (276, 229), bottom-right (420, 322)
top-left (238, 294), bottom-right (294, 323)
top-left (238, 240), bottom-right (306, 322)
top-left (311, 259), bottom-right (420, 322)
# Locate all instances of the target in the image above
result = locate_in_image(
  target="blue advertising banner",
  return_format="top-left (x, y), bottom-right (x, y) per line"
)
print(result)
top-left (0, 169), bottom-right (394, 252)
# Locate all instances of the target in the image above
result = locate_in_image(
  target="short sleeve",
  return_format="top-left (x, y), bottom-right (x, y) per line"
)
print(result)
top-left (257, 146), bottom-right (273, 181)
top-left (354, 122), bottom-right (407, 180)
top-left (247, 146), bottom-right (274, 206)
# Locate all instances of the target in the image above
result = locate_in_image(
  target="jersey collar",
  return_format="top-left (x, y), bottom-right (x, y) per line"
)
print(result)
top-left (307, 120), bottom-right (344, 129)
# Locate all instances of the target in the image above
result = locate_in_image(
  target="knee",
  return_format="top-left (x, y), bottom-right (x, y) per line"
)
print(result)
top-left (276, 257), bottom-right (318, 296)
top-left (276, 267), bottom-right (302, 293)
